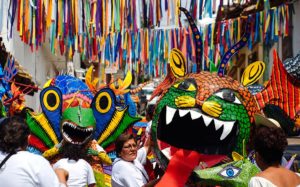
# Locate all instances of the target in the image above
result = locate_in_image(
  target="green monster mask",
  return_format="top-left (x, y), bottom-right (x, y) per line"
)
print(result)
top-left (61, 106), bottom-right (96, 145)
top-left (152, 49), bottom-right (260, 187)
top-left (193, 159), bottom-right (260, 187)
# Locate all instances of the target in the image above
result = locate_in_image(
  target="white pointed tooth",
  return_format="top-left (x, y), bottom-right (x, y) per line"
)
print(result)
top-left (166, 106), bottom-right (177, 125)
top-left (179, 109), bottom-right (189, 117)
top-left (220, 121), bottom-right (235, 141)
top-left (190, 110), bottom-right (202, 120)
top-left (161, 147), bottom-right (172, 160)
top-left (202, 115), bottom-right (213, 127)
top-left (214, 119), bottom-right (223, 130)
top-left (65, 134), bottom-right (72, 142)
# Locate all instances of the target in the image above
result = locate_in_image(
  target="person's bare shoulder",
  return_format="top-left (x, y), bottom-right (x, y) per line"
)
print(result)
top-left (258, 168), bottom-right (300, 186)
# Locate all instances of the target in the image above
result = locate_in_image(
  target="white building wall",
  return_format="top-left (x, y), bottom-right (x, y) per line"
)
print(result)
top-left (293, 1), bottom-right (300, 55)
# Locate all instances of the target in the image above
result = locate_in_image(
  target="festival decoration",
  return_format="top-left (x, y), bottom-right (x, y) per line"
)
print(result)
top-left (0, 63), bottom-right (11, 99)
top-left (151, 7), bottom-right (258, 187)
top-left (217, 21), bottom-right (251, 76)
top-left (194, 159), bottom-right (259, 187)
top-left (0, 40), bottom-right (38, 115)
top-left (152, 48), bottom-right (259, 186)
top-left (241, 61), bottom-right (266, 95)
top-left (25, 74), bottom-right (141, 186)
top-left (255, 50), bottom-right (300, 135)
top-left (283, 51), bottom-right (300, 80)
top-left (241, 61), bottom-right (265, 87)
top-left (3, 1), bottom-right (292, 78)
top-left (151, 7), bottom-right (300, 187)
top-left (192, 143), bottom-right (259, 187)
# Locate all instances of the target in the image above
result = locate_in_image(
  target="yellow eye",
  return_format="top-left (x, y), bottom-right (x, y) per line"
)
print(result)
top-left (173, 79), bottom-right (197, 92)
top-left (95, 92), bottom-right (112, 113)
top-left (186, 84), bottom-right (196, 91)
top-left (43, 90), bottom-right (60, 111)
top-left (173, 82), bottom-right (180, 88)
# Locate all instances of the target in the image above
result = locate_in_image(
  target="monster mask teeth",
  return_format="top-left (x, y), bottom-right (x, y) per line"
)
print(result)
top-left (62, 121), bottom-right (94, 144)
top-left (179, 109), bottom-right (189, 117)
top-left (161, 106), bottom-right (237, 142)
top-left (213, 119), bottom-right (235, 140)
top-left (190, 110), bottom-right (202, 120)
top-left (63, 133), bottom-right (72, 143)
top-left (214, 120), bottom-right (223, 130)
top-left (166, 106), bottom-right (177, 125)
top-left (202, 115), bottom-right (213, 127)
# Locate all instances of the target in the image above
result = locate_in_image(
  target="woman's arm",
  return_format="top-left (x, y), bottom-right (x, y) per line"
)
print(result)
top-left (143, 134), bottom-right (152, 155)
top-left (54, 168), bottom-right (69, 186)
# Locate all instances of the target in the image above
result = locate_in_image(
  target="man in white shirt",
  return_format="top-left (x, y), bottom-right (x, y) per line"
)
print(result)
top-left (0, 117), bottom-right (63, 187)
top-left (0, 151), bottom-right (62, 187)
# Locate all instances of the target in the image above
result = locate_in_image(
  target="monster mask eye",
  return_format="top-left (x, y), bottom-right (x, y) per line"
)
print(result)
top-left (95, 91), bottom-right (112, 113)
top-left (218, 165), bottom-right (241, 179)
top-left (215, 89), bottom-right (241, 104)
top-left (41, 86), bottom-right (62, 112)
top-left (40, 86), bottom-right (63, 137)
top-left (173, 78), bottom-right (197, 92)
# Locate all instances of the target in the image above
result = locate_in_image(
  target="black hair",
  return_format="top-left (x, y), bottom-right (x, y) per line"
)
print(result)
top-left (61, 143), bottom-right (87, 161)
top-left (146, 104), bottom-right (155, 121)
top-left (0, 117), bottom-right (30, 153)
top-left (115, 133), bottom-right (136, 157)
top-left (253, 125), bottom-right (287, 165)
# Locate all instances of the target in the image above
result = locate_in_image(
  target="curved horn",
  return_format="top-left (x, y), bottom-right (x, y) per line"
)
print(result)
top-left (179, 7), bottom-right (203, 73)
top-left (130, 81), bottom-right (152, 95)
top-left (217, 19), bottom-right (251, 76)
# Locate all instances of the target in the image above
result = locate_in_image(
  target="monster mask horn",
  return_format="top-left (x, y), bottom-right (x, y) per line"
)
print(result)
top-left (179, 7), bottom-right (203, 72)
top-left (217, 19), bottom-right (251, 76)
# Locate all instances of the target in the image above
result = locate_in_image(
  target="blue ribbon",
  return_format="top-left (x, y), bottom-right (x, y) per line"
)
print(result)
top-left (105, 34), bottom-right (111, 62)
top-left (131, 31), bottom-right (136, 61)
top-left (7, 0), bottom-right (18, 38)
top-left (254, 12), bottom-right (259, 42)
top-left (204, 0), bottom-right (212, 18)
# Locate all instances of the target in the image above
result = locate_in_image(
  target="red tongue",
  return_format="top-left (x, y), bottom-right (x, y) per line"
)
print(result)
top-left (156, 149), bottom-right (201, 187)
top-left (156, 149), bottom-right (227, 187)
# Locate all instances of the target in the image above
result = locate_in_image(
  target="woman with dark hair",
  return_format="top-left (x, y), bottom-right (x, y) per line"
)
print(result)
top-left (0, 117), bottom-right (63, 187)
top-left (53, 142), bottom-right (96, 187)
top-left (249, 114), bottom-right (300, 187)
top-left (111, 133), bottom-right (158, 187)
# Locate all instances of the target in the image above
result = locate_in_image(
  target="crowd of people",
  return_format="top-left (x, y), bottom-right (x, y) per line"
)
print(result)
top-left (1, 110), bottom-right (300, 186)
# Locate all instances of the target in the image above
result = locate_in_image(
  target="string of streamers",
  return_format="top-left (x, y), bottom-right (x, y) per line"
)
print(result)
top-left (3, 1), bottom-right (293, 77)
